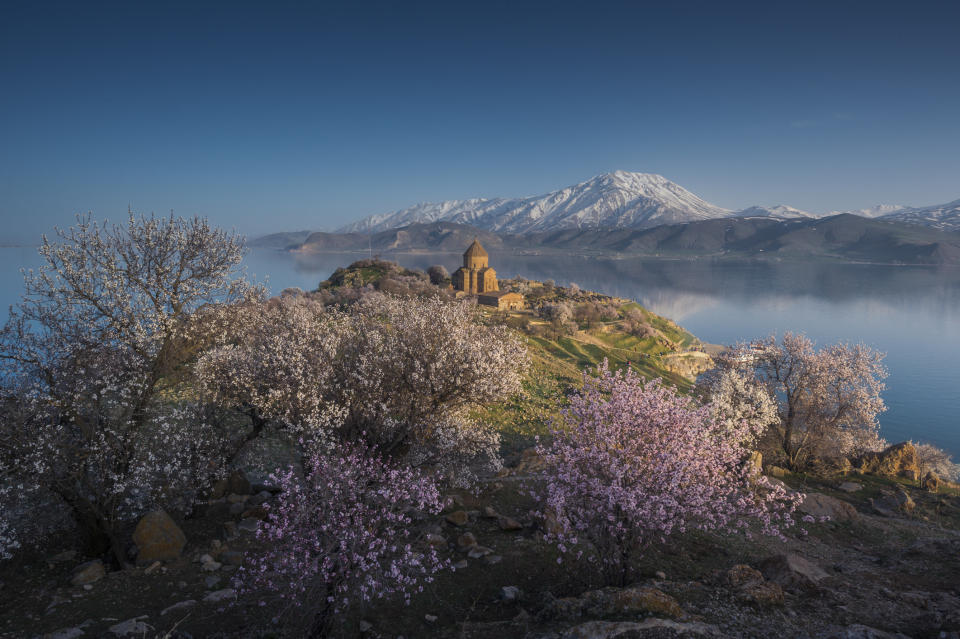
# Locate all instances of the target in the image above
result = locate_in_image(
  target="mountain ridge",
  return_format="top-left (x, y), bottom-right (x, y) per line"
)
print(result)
top-left (334, 171), bottom-right (960, 234)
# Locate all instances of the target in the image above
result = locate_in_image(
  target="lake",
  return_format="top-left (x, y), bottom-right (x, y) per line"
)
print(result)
top-left (4, 246), bottom-right (959, 457)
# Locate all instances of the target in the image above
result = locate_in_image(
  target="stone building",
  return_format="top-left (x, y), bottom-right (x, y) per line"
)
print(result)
top-left (452, 240), bottom-right (498, 294)
top-left (477, 291), bottom-right (525, 310)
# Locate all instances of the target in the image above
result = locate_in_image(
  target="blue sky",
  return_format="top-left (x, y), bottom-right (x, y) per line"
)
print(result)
top-left (1, 0), bottom-right (959, 242)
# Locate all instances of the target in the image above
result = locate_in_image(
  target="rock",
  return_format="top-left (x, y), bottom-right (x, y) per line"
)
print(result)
top-left (514, 447), bottom-right (547, 473)
top-left (204, 575), bottom-right (221, 589)
top-left (241, 505), bottom-right (268, 520)
top-left (43, 627), bottom-right (86, 639)
top-left (483, 506), bottom-right (500, 519)
top-left (548, 586), bottom-right (685, 620)
top-left (445, 510), bottom-right (470, 526)
top-left (223, 521), bottom-right (237, 539)
top-left (143, 561), bottom-right (162, 575)
top-left (50, 550), bottom-right (78, 562)
top-left (498, 516), bottom-right (523, 531)
top-left (227, 470), bottom-right (252, 496)
top-left (226, 493), bottom-right (248, 504)
top-left (202, 588), bottom-right (236, 602)
top-left (160, 600), bottom-right (197, 616)
top-left (237, 518), bottom-right (259, 533)
top-left (544, 507), bottom-right (564, 535)
top-left (228, 502), bottom-right (246, 515)
top-left (766, 465), bottom-right (789, 478)
top-left (485, 554), bottom-right (503, 565)
top-left (871, 489), bottom-right (915, 515)
top-left (799, 492), bottom-right (861, 522)
top-left (452, 559), bottom-right (468, 570)
top-left (759, 553), bottom-right (829, 591)
top-left (199, 553), bottom-right (215, 564)
top-left (501, 586), bottom-right (520, 602)
top-left (70, 560), bottom-right (105, 586)
top-left (220, 550), bottom-right (244, 566)
top-left (206, 501), bottom-right (232, 519)
top-left (924, 472), bottom-right (941, 492)
top-left (560, 619), bottom-right (718, 638)
top-left (467, 545), bottom-right (494, 558)
top-left (202, 560), bottom-right (222, 572)
top-left (655, 570), bottom-right (666, 580)
top-left (853, 442), bottom-right (919, 478)
top-left (424, 533), bottom-right (447, 548)
top-left (902, 469), bottom-right (919, 481)
top-left (108, 616), bottom-right (152, 637)
top-left (727, 564), bottom-right (764, 588)
top-left (826, 624), bottom-right (912, 638)
top-left (424, 614), bottom-right (437, 623)
top-left (247, 491), bottom-right (272, 506)
top-left (457, 532), bottom-right (478, 550)
top-left (359, 620), bottom-right (373, 632)
top-left (133, 510), bottom-right (187, 564)
top-left (209, 478), bottom-right (229, 499)
top-left (838, 481), bottom-right (862, 493)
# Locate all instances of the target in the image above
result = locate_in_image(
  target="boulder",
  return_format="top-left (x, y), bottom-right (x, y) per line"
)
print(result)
top-left (799, 492), bottom-right (860, 522)
top-left (923, 472), bottom-right (940, 492)
top-left (445, 510), bottom-right (470, 526)
top-left (501, 586), bottom-right (521, 602)
top-left (482, 506), bottom-right (500, 519)
top-left (160, 600), bottom-right (196, 616)
top-left (456, 532), bottom-right (478, 550)
top-left (498, 516), bottom-right (523, 531)
top-left (561, 619), bottom-right (718, 638)
top-left (853, 442), bottom-right (919, 478)
top-left (726, 564), bottom-right (784, 606)
top-left (227, 470), bottom-right (252, 496)
top-left (838, 481), bottom-right (862, 493)
top-left (766, 465), bottom-right (789, 478)
top-left (202, 588), bottom-right (236, 602)
top-left (70, 559), bottom-right (105, 586)
top-left (871, 489), bottom-right (915, 516)
top-left (132, 510), bottom-right (186, 564)
top-left (424, 533), bottom-right (447, 548)
top-left (759, 553), bottom-right (828, 591)
top-left (108, 616), bottom-right (152, 637)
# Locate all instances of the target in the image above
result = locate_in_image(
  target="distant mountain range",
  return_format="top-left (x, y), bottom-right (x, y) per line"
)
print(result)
top-left (250, 215), bottom-right (960, 266)
top-left (332, 171), bottom-right (960, 234)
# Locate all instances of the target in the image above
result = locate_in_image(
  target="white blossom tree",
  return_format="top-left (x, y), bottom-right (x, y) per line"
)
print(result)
top-left (0, 213), bottom-right (258, 562)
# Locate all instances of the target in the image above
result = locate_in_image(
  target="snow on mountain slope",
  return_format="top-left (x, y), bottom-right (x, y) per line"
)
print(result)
top-left (882, 199), bottom-right (960, 232)
top-left (735, 205), bottom-right (817, 220)
top-left (337, 171), bottom-right (733, 234)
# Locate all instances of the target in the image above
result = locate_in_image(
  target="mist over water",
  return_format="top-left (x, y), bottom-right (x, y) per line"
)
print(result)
top-left (4, 246), bottom-right (959, 457)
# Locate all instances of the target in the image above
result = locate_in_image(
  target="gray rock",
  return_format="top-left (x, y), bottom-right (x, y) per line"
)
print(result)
top-left (501, 586), bottom-right (521, 602)
top-left (201, 560), bottom-right (222, 572)
top-left (485, 554), bottom-right (503, 565)
top-left (453, 559), bottom-right (468, 570)
top-left (160, 600), bottom-right (197, 616)
top-left (800, 492), bottom-right (860, 522)
top-left (202, 588), bottom-right (236, 602)
top-left (467, 545), bottom-right (494, 558)
top-left (560, 619), bottom-right (718, 638)
top-left (70, 560), bottom-right (105, 586)
top-left (759, 553), bottom-right (829, 591)
top-left (228, 502), bottom-right (246, 515)
top-left (204, 575), bottom-right (221, 589)
top-left (838, 481), bottom-right (862, 493)
top-left (237, 518), bottom-right (259, 533)
top-left (227, 470), bottom-right (251, 496)
top-left (43, 628), bottom-right (86, 639)
top-left (109, 616), bottom-right (152, 637)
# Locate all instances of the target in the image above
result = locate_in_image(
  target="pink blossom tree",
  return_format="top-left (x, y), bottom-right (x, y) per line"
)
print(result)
top-left (535, 362), bottom-right (801, 586)
top-left (235, 442), bottom-right (446, 638)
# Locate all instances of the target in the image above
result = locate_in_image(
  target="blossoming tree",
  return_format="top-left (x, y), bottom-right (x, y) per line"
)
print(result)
top-left (536, 362), bottom-right (801, 586)
top-left (0, 213), bottom-right (258, 562)
top-left (236, 442), bottom-right (445, 638)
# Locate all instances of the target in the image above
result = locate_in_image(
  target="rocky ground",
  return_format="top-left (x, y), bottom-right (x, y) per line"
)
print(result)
top-left (2, 452), bottom-right (960, 639)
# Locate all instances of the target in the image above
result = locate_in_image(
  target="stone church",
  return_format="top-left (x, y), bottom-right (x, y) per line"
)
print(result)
top-left (452, 240), bottom-right (524, 310)
top-left (452, 240), bottom-right (498, 294)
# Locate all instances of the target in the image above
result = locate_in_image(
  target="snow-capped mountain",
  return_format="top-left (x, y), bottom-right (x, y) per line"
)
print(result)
top-left (832, 204), bottom-right (908, 218)
top-left (335, 170), bottom-right (960, 235)
top-left (882, 199), bottom-right (960, 232)
top-left (338, 171), bottom-right (735, 234)
top-left (734, 205), bottom-right (817, 220)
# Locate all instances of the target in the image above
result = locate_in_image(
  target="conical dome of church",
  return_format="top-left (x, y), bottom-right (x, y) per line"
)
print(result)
top-left (464, 239), bottom-right (488, 258)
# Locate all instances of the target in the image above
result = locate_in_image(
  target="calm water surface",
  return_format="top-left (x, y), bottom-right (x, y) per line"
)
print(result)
top-left (4, 247), bottom-right (959, 456)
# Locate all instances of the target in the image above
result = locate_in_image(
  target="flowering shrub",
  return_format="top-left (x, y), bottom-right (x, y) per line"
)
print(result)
top-left (198, 294), bottom-right (528, 484)
top-left (0, 213), bottom-right (257, 561)
top-left (236, 443), bottom-right (446, 638)
top-left (535, 362), bottom-right (801, 585)
top-left (717, 333), bottom-right (888, 467)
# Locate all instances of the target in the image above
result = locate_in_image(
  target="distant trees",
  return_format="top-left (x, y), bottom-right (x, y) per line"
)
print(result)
top-left (535, 362), bottom-right (800, 586)
top-left (427, 264), bottom-right (449, 285)
top-left (914, 442), bottom-right (959, 482)
top-left (713, 333), bottom-right (888, 469)
top-left (238, 442), bottom-right (445, 638)
top-left (0, 213), bottom-right (258, 562)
